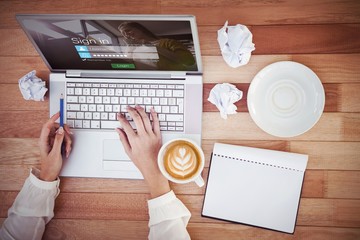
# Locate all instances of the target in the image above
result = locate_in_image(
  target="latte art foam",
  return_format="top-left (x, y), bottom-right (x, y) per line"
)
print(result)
top-left (164, 141), bottom-right (200, 180)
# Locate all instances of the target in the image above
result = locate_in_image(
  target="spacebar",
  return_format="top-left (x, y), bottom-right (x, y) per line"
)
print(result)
top-left (101, 121), bottom-right (136, 129)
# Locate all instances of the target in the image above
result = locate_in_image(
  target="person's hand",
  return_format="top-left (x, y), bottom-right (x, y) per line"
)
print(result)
top-left (38, 112), bottom-right (72, 181)
top-left (116, 105), bottom-right (170, 198)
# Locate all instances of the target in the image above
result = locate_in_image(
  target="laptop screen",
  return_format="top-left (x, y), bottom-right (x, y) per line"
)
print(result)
top-left (17, 15), bottom-right (201, 72)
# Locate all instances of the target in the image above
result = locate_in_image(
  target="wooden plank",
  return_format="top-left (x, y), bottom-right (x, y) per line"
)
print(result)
top-left (2, 24), bottom-right (360, 57)
top-left (0, 84), bottom-right (49, 111)
top-left (198, 24), bottom-right (360, 56)
top-left (1, 138), bottom-right (360, 170)
top-left (40, 220), bottom-right (360, 240)
top-left (1, 164), bottom-right (359, 199)
top-left (1, 192), bottom-right (359, 227)
top-left (161, 0), bottom-right (360, 26)
top-left (290, 142), bottom-right (360, 170)
top-left (202, 112), bottom-right (360, 141)
top-left (0, 0), bottom-right (160, 29)
top-left (0, 218), bottom-right (357, 240)
top-left (0, 110), bottom-right (48, 138)
top-left (203, 54), bottom-right (360, 84)
top-left (0, 57), bottom-right (49, 84)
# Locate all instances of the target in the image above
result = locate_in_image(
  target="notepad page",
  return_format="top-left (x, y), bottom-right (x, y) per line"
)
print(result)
top-left (202, 143), bottom-right (308, 233)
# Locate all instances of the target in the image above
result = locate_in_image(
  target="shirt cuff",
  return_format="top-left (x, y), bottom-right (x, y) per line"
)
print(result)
top-left (30, 168), bottom-right (60, 190)
top-left (148, 190), bottom-right (191, 226)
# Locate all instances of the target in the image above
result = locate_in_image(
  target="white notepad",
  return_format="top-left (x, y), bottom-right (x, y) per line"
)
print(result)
top-left (202, 143), bottom-right (308, 233)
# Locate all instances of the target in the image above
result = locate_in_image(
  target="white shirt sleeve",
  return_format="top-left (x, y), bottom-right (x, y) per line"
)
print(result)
top-left (148, 190), bottom-right (191, 240)
top-left (0, 168), bottom-right (60, 240)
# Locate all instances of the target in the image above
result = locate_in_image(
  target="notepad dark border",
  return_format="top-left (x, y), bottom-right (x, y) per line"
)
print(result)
top-left (201, 151), bottom-right (307, 235)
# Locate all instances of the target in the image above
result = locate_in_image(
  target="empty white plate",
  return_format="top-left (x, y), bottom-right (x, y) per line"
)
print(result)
top-left (247, 61), bottom-right (325, 137)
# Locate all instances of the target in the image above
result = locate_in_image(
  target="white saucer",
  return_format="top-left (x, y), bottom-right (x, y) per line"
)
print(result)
top-left (247, 61), bottom-right (325, 137)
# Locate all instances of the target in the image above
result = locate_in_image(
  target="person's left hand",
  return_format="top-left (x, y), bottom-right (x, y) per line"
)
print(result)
top-left (38, 112), bottom-right (72, 181)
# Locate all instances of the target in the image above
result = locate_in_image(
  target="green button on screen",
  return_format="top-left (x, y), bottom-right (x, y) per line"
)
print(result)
top-left (111, 63), bottom-right (136, 69)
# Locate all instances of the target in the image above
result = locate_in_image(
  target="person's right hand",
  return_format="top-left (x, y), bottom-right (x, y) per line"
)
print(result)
top-left (38, 112), bottom-right (72, 181)
top-left (115, 106), bottom-right (170, 198)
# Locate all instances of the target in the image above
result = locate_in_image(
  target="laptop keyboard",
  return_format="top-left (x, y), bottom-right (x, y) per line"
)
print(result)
top-left (65, 82), bottom-right (185, 132)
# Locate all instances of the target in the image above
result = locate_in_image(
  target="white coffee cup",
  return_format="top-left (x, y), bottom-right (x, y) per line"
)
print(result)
top-left (158, 138), bottom-right (205, 187)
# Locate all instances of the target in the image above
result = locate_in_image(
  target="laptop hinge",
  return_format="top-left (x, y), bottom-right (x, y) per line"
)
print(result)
top-left (66, 70), bottom-right (187, 80)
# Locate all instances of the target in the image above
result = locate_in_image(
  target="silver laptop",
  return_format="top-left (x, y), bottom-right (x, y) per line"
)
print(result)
top-left (17, 14), bottom-right (203, 179)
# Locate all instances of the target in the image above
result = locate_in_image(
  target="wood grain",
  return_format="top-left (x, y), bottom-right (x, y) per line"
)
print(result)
top-left (202, 112), bottom-right (360, 141)
top-left (1, 165), bottom-right (359, 199)
top-left (0, 1), bottom-right (359, 238)
top-left (1, 192), bottom-right (360, 227)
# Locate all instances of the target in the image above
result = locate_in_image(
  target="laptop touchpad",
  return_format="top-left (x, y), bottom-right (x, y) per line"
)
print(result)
top-left (103, 139), bottom-right (130, 161)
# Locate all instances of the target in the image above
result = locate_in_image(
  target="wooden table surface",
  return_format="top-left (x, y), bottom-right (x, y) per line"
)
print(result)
top-left (0, 1), bottom-right (360, 239)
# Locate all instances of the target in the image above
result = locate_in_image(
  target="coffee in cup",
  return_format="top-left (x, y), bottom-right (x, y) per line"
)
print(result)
top-left (158, 138), bottom-right (205, 187)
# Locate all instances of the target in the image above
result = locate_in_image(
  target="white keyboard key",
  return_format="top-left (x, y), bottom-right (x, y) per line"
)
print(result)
top-left (135, 97), bottom-right (143, 104)
top-left (95, 96), bottom-right (102, 103)
top-left (173, 90), bottom-right (184, 97)
top-left (75, 88), bottom-right (82, 95)
top-left (105, 105), bottom-right (112, 112)
top-left (89, 105), bottom-right (96, 112)
top-left (83, 88), bottom-right (90, 95)
top-left (168, 98), bottom-right (176, 105)
top-left (160, 98), bottom-right (167, 105)
top-left (67, 112), bottom-right (76, 119)
top-left (79, 96), bottom-right (86, 103)
top-left (99, 89), bottom-right (107, 96)
top-left (176, 85), bottom-right (184, 89)
top-left (67, 120), bottom-right (74, 128)
top-left (67, 88), bottom-right (74, 95)
top-left (162, 106), bottom-right (170, 113)
top-left (140, 89), bottom-right (147, 96)
top-left (97, 105), bottom-right (104, 112)
top-left (85, 112), bottom-right (92, 119)
top-left (111, 97), bottom-right (119, 104)
top-left (91, 121), bottom-right (100, 128)
top-left (120, 97), bottom-right (127, 104)
top-left (131, 89), bottom-right (139, 96)
top-left (76, 112), bottom-right (84, 119)
top-left (86, 96), bottom-right (94, 103)
top-left (115, 89), bottom-right (123, 96)
top-left (170, 106), bottom-right (178, 113)
top-left (83, 120), bottom-right (91, 128)
top-left (103, 97), bottom-right (110, 104)
top-left (167, 85), bottom-right (176, 89)
top-left (148, 89), bottom-right (156, 96)
top-left (167, 114), bottom-right (183, 122)
top-left (67, 104), bottom-right (80, 111)
top-left (158, 114), bottom-right (166, 121)
top-left (107, 89), bottom-right (114, 96)
top-left (176, 127), bottom-right (184, 131)
top-left (91, 88), bottom-right (98, 95)
top-left (168, 126), bottom-right (175, 131)
top-left (128, 97), bottom-right (135, 104)
top-left (165, 90), bottom-right (172, 97)
top-left (154, 106), bottom-right (161, 113)
top-left (109, 113), bottom-right (116, 120)
top-left (101, 112), bottom-right (108, 120)
top-left (75, 120), bottom-right (82, 128)
top-left (124, 89), bottom-right (131, 96)
top-left (156, 89), bottom-right (164, 97)
top-left (80, 104), bottom-right (88, 111)
top-left (113, 105), bottom-right (120, 112)
top-left (152, 98), bottom-right (159, 105)
top-left (144, 98), bottom-right (151, 105)
top-left (67, 96), bottom-right (78, 103)
top-left (93, 112), bottom-right (100, 120)
top-left (67, 83), bottom-right (76, 87)
top-left (101, 121), bottom-right (121, 129)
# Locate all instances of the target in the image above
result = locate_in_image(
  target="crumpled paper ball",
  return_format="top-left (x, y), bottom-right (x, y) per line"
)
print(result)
top-left (217, 21), bottom-right (255, 68)
top-left (18, 70), bottom-right (48, 101)
top-left (208, 83), bottom-right (243, 119)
